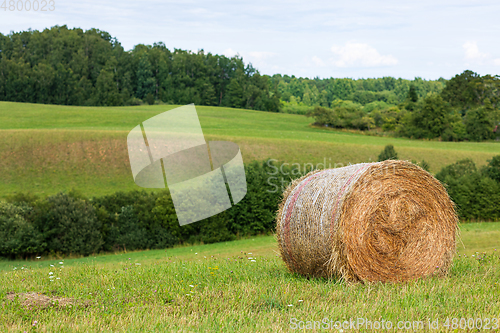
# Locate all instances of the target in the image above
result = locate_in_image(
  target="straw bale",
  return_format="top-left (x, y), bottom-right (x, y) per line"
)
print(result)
top-left (276, 160), bottom-right (457, 282)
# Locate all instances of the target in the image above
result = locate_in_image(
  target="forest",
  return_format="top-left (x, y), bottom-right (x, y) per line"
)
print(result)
top-left (1, 25), bottom-right (499, 141)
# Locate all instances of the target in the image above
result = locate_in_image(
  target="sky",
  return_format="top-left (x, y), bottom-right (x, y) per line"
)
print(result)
top-left (1, 0), bottom-right (500, 80)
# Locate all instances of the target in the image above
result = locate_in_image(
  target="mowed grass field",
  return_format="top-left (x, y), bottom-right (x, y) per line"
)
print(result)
top-left (1, 223), bottom-right (499, 332)
top-left (0, 101), bottom-right (499, 197)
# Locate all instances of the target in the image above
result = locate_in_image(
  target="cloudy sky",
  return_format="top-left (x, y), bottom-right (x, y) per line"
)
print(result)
top-left (1, 0), bottom-right (500, 80)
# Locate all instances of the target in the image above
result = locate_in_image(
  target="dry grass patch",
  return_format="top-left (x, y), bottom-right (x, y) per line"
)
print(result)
top-left (4, 291), bottom-right (90, 309)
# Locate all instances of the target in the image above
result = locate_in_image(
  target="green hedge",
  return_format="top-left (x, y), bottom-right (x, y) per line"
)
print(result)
top-left (436, 157), bottom-right (500, 221)
top-left (1, 157), bottom-right (498, 258)
top-left (0, 202), bottom-right (43, 256)
top-left (0, 160), bottom-right (301, 258)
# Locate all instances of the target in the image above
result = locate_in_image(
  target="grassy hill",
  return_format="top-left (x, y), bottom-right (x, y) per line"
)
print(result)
top-left (0, 101), bottom-right (498, 197)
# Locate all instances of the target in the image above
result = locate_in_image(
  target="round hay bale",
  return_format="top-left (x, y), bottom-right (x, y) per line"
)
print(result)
top-left (276, 160), bottom-right (458, 283)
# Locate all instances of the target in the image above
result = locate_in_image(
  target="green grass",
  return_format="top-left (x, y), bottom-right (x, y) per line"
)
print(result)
top-left (458, 222), bottom-right (500, 255)
top-left (0, 101), bottom-right (499, 197)
top-left (2, 102), bottom-right (499, 331)
top-left (1, 223), bottom-right (499, 332)
top-left (0, 236), bottom-right (277, 272)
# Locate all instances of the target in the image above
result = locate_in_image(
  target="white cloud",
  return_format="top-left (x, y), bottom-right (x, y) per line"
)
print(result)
top-left (248, 51), bottom-right (276, 60)
top-left (3, 1), bottom-right (500, 79)
top-left (187, 8), bottom-right (224, 19)
top-left (463, 41), bottom-right (489, 62)
top-left (223, 48), bottom-right (238, 58)
top-left (330, 42), bottom-right (398, 68)
top-left (312, 56), bottom-right (325, 66)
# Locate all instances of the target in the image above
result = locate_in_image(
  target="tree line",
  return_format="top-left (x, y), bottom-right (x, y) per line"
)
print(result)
top-left (274, 75), bottom-right (445, 114)
top-left (0, 25), bottom-right (280, 111)
top-left (1, 26), bottom-right (499, 141)
top-left (0, 25), bottom-right (450, 112)
top-left (308, 71), bottom-right (500, 142)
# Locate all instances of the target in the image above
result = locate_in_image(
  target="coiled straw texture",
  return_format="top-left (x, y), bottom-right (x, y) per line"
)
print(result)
top-left (276, 160), bottom-right (458, 283)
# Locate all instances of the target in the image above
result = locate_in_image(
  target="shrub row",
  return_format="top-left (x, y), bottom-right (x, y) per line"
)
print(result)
top-left (436, 156), bottom-right (500, 221)
top-left (1, 157), bottom-right (499, 258)
top-left (0, 161), bottom-right (302, 258)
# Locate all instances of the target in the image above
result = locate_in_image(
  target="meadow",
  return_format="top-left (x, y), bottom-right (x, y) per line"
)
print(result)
top-left (0, 101), bottom-right (498, 198)
top-left (1, 222), bottom-right (499, 332)
top-left (1, 102), bottom-right (499, 331)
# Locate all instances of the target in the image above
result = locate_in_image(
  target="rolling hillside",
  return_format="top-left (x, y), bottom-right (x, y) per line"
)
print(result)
top-left (0, 101), bottom-right (498, 197)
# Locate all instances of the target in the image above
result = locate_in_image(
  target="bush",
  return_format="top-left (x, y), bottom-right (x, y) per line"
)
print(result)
top-left (435, 159), bottom-right (477, 182)
top-left (145, 93), bottom-right (155, 105)
top-left (197, 213), bottom-right (236, 244)
top-left (436, 158), bottom-right (500, 221)
top-left (442, 173), bottom-right (500, 221)
top-left (466, 106), bottom-right (494, 141)
top-left (306, 106), bottom-right (335, 127)
top-left (0, 202), bottom-right (43, 258)
top-left (127, 97), bottom-right (143, 106)
top-left (307, 104), bottom-right (375, 130)
top-left (349, 90), bottom-right (398, 105)
top-left (378, 145), bottom-right (398, 161)
top-left (115, 206), bottom-right (149, 251)
top-left (483, 155), bottom-right (500, 183)
top-left (363, 101), bottom-right (391, 113)
top-left (34, 193), bottom-right (103, 256)
top-left (92, 190), bottom-right (178, 250)
top-left (226, 160), bottom-right (294, 235)
top-left (4, 192), bottom-right (39, 205)
top-left (92, 160), bottom-right (302, 249)
top-left (399, 94), bottom-right (451, 139)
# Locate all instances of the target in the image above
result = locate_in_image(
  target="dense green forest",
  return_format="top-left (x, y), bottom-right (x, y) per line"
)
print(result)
top-left (0, 25), bottom-right (441, 110)
top-left (1, 25), bottom-right (500, 141)
top-left (307, 71), bottom-right (500, 142)
top-left (274, 75), bottom-right (445, 114)
top-left (0, 25), bottom-right (282, 110)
